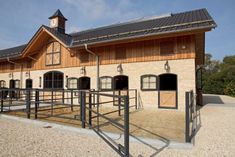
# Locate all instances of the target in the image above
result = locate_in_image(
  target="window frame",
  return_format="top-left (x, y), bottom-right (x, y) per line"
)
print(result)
top-left (45, 41), bottom-right (61, 66)
top-left (0, 80), bottom-right (6, 88)
top-left (140, 74), bottom-right (158, 91)
top-left (43, 71), bottom-right (64, 89)
top-left (67, 77), bottom-right (78, 89)
top-left (99, 76), bottom-right (113, 91)
top-left (15, 79), bottom-right (20, 89)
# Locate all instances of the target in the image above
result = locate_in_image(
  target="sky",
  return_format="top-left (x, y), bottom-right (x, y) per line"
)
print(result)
top-left (0, 0), bottom-right (234, 60)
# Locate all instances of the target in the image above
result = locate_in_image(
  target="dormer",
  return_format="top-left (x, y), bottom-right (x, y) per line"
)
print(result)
top-left (48, 9), bottom-right (67, 34)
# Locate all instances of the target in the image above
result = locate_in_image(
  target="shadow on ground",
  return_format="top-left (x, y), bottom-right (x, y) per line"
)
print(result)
top-left (203, 95), bottom-right (224, 105)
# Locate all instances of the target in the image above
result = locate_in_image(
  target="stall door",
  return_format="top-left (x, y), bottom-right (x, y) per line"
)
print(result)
top-left (159, 74), bottom-right (177, 109)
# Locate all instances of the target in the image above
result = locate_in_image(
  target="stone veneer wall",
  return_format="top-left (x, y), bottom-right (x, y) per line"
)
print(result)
top-left (0, 59), bottom-right (195, 111)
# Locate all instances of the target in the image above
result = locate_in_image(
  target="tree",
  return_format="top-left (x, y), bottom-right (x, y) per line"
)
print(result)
top-left (202, 54), bottom-right (235, 97)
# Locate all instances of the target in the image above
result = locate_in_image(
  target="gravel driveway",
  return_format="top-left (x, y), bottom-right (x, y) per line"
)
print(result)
top-left (0, 94), bottom-right (235, 157)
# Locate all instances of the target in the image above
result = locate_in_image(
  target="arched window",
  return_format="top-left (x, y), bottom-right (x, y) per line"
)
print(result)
top-left (78, 77), bottom-right (90, 90)
top-left (0, 80), bottom-right (6, 88)
top-left (26, 79), bottom-right (33, 89)
top-left (141, 75), bottom-right (158, 91)
top-left (113, 75), bottom-right (128, 90)
top-left (100, 76), bottom-right (113, 90)
top-left (45, 41), bottom-right (61, 66)
top-left (44, 71), bottom-right (64, 89)
top-left (68, 78), bottom-right (78, 89)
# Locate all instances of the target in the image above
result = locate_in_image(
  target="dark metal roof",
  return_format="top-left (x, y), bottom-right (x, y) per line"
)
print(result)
top-left (43, 25), bottom-right (72, 45)
top-left (0, 8), bottom-right (216, 59)
top-left (0, 44), bottom-right (26, 58)
top-left (49, 9), bottom-right (67, 21)
top-left (71, 8), bottom-right (216, 47)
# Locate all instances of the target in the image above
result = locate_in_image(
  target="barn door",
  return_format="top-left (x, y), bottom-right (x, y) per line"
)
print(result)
top-left (158, 74), bottom-right (177, 109)
top-left (113, 75), bottom-right (129, 106)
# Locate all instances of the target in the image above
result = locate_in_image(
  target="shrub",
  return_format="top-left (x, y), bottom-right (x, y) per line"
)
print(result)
top-left (224, 81), bottom-right (235, 97)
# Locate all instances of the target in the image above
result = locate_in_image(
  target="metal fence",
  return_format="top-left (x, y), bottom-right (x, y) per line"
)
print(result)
top-left (185, 90), bottom-right (197, 143)
top-left (0, 88), bottom-right (138, 157)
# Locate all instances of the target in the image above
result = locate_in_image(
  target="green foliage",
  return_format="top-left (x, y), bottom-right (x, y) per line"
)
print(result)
top-left (202, 54), bottom-right (235, 97)
top-left (224, 81), bottom-right (235, 97)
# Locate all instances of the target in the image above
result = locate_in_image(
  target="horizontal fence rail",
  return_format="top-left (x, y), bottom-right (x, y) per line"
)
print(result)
top-left (185, 90), bottom-right (197, 143)
top-left (0, 88), bottom-right (138, 157)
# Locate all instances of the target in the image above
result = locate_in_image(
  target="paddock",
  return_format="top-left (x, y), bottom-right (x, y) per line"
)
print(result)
top-left (0, 88), bottom-right (196, 156)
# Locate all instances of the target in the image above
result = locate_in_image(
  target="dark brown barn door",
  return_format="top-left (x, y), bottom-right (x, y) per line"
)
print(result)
top-left (158, 74), bottom-right (177, 109)
top-left (78, 77), bottom-right (90, 90)
top-left (113, 75), bottom-right (129, 103)
top-left (26, 79), bottom-right (33, 89)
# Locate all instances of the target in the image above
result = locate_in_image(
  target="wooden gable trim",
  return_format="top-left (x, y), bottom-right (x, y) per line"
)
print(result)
top-left (22, 26), bottom-right (68, 58)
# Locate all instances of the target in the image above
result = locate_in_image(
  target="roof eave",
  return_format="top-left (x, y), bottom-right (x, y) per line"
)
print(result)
top-left (70, 25), bottom-right (216, 49)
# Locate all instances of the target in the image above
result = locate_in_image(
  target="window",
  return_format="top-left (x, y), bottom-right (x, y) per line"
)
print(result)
top-left (15, 80), bottom-right (20, 89)
top-left (80, 51), bottom-right (89, 63)
top-left (46, 42), bottom-right (61, 66)
top-left (68, 78), bottom-right (78, 89)
top-left (44, 71), bottom-right (64, 89)
top-left (100, 76), bottom-right (113, 90)
top-left (141, 75), bottom-right (158, 91)
top-left (160, 40), bottom-right (174, 55)
top-left (115, 46), bottom-right (126, 60)
top-left (0, 80), bottom-right (6, 88)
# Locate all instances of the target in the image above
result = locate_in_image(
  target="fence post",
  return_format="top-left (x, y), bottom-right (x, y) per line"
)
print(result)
top-left (185, 91), bottom-right (190, 142)
top-left (26, 90), bottom-right (31, 119)
top-left (124, 95), bottom-right (129, 157)
top-left (51, 90), bottom-right (53, 116)
top-left (79, 91), bottom-right (82, 120)
top-left (1, 90), bottom-right (3, 112)
top-left (62, 89), bottom-right (65, 105)
top-left (35, 89), bottom-right (39, 119)
top-left (81, 91), bottom-right (86, 128)
top-left (135, 89), bottom-right (137, 110)
top-left (118, 90), bottom-right (121, 116)
top-left (71, 90), bottom-right (74, 111)
top-left (88, 93), bottom-right (92, 128)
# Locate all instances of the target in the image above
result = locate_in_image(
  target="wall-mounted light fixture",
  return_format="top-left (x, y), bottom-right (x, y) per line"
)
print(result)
top-left (25, 71), bottom-right (30, 78)
top-left (117, 63), bottom-right (123, 73)
top-left (39, 77), bottom-right (42, 88)
top-left (80, 66), bottom-right (86, 75)
top-left (9, 73), bottom-right (13, 79)
top-left (164, 60), bottom-right (170, 72)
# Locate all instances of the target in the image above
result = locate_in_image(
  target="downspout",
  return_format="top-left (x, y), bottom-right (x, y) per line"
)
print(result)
top-left (84, 44), bottom-right (100, 91)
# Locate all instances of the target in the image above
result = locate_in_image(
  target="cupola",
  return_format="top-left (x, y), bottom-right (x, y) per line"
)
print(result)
top-left (48, 9), bottom-right (67, 34)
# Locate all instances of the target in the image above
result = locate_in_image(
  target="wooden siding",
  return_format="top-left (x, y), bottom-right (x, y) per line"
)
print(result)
top-left (195, 33), bottom-right (205, 65)
top-left (0, 35), bottom-right (196, 73)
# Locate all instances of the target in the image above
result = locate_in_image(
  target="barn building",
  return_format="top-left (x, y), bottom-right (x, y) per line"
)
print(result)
top-left (0, 8), bottom-right (216, 111)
